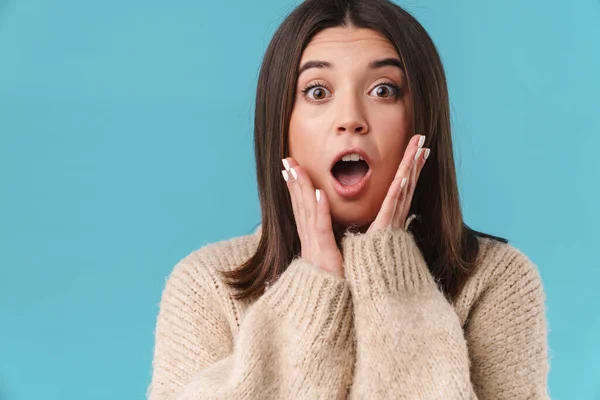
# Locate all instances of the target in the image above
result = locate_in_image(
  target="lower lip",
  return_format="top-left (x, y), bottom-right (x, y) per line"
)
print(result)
top-left (330, 168), bottom-right (372, 198)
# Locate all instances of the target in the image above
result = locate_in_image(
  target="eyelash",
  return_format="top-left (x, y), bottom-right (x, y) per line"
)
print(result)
top-left (300, 80), bottom-right (403, 103)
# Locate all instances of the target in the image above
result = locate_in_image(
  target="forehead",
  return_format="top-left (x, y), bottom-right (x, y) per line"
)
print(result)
top-left (300, 27), bottom-right (399, 62)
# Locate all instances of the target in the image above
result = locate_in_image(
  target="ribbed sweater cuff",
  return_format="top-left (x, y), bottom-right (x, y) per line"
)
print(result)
top-left (261, 258), bottom-right (353, 348)
top-left (342, 226), bottom-right (437, 301)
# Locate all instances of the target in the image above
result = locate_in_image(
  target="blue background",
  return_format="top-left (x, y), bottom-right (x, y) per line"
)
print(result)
top-left (1, 0), bottom-right (598, 399)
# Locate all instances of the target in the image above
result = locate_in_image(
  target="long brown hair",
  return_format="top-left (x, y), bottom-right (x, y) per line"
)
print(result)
top-left (220, 0), bottom-right (507, 303)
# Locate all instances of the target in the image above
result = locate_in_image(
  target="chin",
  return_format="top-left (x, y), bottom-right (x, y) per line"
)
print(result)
top-left (330, 206), bottom-right (376, 234)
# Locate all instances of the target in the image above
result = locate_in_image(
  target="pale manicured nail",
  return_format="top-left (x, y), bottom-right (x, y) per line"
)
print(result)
top-left (282, 159), bottom-right (290, 170)
top-left (289, 167), bottom-right (297, 180)
top-left (401, 177), bottom-right (408, 188)
top-left (418, 135), bottom-right (426, 148)
top-left (414, 148), bottom-right (423, 161)
top-left (424, 148), bottom-right (431, 160)
top-left (315, 189), bottom-right (321, 202)
top-left (281, 170), bottom-right (289, 182)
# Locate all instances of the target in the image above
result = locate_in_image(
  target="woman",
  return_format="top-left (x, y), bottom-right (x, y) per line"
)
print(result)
top-left (147, 0), bottom-right (550, 398)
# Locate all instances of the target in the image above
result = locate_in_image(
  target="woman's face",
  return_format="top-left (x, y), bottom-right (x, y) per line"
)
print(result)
top-left (289, 27), bottom-right (414, 231)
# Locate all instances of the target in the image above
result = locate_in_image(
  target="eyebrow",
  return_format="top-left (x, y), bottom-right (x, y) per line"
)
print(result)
top-left (297, 57), bottom-right (404, 76)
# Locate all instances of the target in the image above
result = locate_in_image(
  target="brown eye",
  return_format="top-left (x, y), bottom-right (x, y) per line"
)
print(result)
top-left (313, 88), bottom-right (326, 99)
top-left (370, 83), bottom-right (400, 98)
top-left (376, 86), bottom-right (390, 97)
top-left (305, 86), bottom-right (331, 101)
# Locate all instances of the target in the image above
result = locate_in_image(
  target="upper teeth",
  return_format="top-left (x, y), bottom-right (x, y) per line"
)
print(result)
top-left (341, 153), bottom-right (364, 162)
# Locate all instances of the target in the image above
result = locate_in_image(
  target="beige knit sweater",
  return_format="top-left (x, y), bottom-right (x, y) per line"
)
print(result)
top-left (147, 226), bottom-right (550, 399)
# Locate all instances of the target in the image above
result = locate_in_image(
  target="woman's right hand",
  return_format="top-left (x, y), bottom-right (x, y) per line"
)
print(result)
top-left (282, 158), bottom-right (344, 278)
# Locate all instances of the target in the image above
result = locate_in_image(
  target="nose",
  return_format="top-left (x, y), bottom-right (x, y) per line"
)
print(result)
top-left (335, 96), bottom-right (369, 135)
top-left (337, 121), bottom-right (367, 134)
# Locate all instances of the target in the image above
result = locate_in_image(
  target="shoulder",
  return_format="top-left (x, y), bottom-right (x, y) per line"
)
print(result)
top-left (185, 229), bottom-right (261, 273)
top-left (161, 229), bottom-right (261, 300)
top-left (474, 236), bottom-right (544, 289)
top-left (455, 236), bottom-right (547, 324)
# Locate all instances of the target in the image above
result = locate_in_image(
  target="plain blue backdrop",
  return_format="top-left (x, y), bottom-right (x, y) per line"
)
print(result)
top-left (0, 0), bottom-right (598, 399)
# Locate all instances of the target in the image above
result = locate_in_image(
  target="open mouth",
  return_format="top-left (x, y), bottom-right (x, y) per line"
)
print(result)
top-left (331, 153), bottom-right (370, 186)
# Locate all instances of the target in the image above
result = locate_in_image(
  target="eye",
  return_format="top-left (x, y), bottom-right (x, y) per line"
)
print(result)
top-left (369, 82), bottom-right (402, 98)
top-left (302, 83), bottom-right (332, 101)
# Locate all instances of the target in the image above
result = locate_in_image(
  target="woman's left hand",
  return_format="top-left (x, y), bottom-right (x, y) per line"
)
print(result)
top-left (367, 134), bottom-right (430, 233)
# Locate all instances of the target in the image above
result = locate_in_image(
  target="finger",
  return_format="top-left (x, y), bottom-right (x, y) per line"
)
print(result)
top-left (314, 189), bottom-right (339, 263)
top-left (282, 167), bottom-right (305, 241)
top-left (384, 134), bottom-right (423, 230)
top-left (367, 176), bottom-right (406, 232)
top-left (314, 189), bottom-right (332, 233)
top-left (290, 165), bottom-right (318, 258)
top-left (393, 147), bottom-right (430, 229)
top-left (392, 162), bottom-right (412, 229)
top-left (288, 164), bottom-right (316, 223)
top-left (282, 157), bottom-right (307, 252)
top-left (393, 134), bottom-right (426, 180)
top-left (287, 161), bottom-right (318, 261)
top-left (405, 146), bottom-right (429, 204)
top-left (368, 134), bottom-right (424, 232)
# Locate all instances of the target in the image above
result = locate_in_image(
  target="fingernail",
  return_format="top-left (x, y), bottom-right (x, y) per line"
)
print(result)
top-left (418, 135), bottom-right (426, 148)
top-left (289, 167), bottom-right (297, 180)
top-left (414, 148), bottom-right (423, 161)
top-left (282, 159), bottom-right (290, 170)
top-left (281, 170), bottom-right (289, 182)
top-left (401, 177), bottom-right (408, 188)
top-left (424, 148), bottom-right (431, 160)
top-left (315, 189), bottom-right (321, 202)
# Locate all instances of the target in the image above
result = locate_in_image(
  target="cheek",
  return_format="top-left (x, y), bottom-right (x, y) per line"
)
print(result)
top-left (373, 111), bottom-right (412, 164)
top-left (368, 110), bottom-right (411, 202)
top-left (288, 106), bottom-right (326, 166)
top-left (288, 114), bottom-right (306, 160)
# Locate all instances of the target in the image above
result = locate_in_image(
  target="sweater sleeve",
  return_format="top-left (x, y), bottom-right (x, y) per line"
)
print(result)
top-left (341, 227), bottom-right (550, 399)
top-left (147, 256), bottom-right (355, 400)
top-left (464, 242), bottom-right (550, 399)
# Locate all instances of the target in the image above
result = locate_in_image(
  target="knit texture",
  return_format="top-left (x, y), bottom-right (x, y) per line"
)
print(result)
top-left (147, 227), bottom-right (551, 399)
